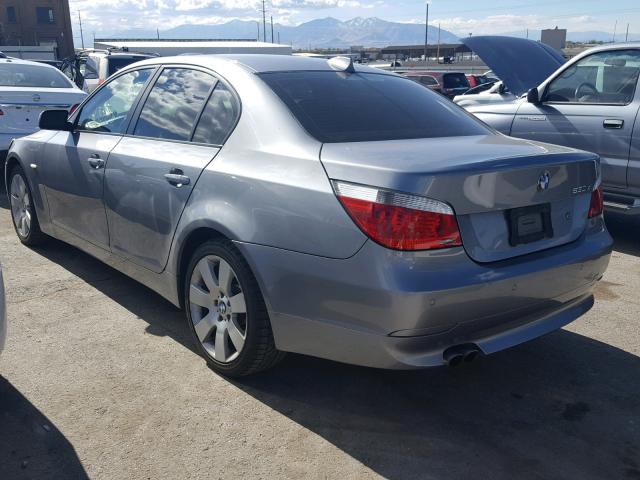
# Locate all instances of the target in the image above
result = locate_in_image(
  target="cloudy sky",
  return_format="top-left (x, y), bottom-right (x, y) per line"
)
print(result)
top-left (67, 0), bottom-right (640, 36)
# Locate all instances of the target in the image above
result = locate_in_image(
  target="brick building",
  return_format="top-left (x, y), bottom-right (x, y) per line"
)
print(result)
top-left (0, 0), bottom-right (74, 59)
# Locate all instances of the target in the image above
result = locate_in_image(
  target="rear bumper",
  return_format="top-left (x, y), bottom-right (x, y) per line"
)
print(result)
top-left (237, 217), bottom-right (612, 369)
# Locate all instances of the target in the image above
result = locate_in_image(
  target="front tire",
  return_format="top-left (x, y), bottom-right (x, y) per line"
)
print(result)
top-left (184, 239), bottom-right (285, 377)
top-left (8, 165), bottom-right (46, 246)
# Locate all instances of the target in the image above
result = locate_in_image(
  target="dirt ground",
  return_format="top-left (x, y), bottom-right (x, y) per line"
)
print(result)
top-left (0, 181), bottom-right (639, 480)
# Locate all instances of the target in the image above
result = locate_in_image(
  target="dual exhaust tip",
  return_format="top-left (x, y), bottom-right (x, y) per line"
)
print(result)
top-left (443, 344), bottom-right (481, 367)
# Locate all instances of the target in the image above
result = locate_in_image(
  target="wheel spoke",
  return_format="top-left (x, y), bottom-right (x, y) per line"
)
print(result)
top-left (217, 259), bottom-right (233, 294)
top-left (228, 320), bottom-right (245, 352)
top-left (198, 260), bottom-right (218, 296)
top-left (190, 284), bottom-right (212, 309)
top-left (194, 312), bottom-right (216, 342)
top-left (214, 326), bottom-right (230, 361)
top-left (228, 292), bottom-right (246, 314)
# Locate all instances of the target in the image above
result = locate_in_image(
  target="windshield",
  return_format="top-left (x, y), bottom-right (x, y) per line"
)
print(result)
top-left (108, 57), bottom-right (149, 76)
top-left (260, 71), bottom-right (490, 143)
top-left (0, 63), bottom-right (72, 88)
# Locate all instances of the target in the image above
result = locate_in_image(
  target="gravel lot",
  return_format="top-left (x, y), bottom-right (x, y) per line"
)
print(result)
top-left (0, 179), bottom-right (639, 480)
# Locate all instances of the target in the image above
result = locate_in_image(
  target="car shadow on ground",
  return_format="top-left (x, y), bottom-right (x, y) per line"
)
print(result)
top-left (235, 334), bottom-right (640, 479)
top-left (605, 211), bottom-right (640, 257)
top-left (24, 229), bottom-right (640, 479)
top-left (0, 376), bottom-right (89, 480)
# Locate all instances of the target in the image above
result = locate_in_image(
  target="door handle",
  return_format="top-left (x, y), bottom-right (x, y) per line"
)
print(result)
top-left (87, 154), bottom-right (105, 169)
top-left (164, 169), bottom-right (191, 187)
top-left (603, 119), bottom-right (624, 129)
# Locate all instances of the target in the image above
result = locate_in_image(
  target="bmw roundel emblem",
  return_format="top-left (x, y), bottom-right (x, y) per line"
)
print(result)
top-left (537, 171), bottom-right (551, 191)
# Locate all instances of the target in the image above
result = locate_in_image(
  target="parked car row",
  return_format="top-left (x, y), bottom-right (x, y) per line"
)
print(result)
top-left (3, 53), bottom-right (611, 376)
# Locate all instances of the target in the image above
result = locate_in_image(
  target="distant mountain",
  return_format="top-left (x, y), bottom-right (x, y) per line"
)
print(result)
top-left (92, 17), bottom-right (459, 49)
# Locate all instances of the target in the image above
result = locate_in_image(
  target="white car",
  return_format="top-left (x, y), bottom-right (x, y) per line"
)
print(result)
top-left (0, 265), bottom-right (5, 354)
top-left (62, 50), bottom-right (154, 93)
top-left (0, 57), bottom-right (86, 156)
top-left (454, 81), bottom-right (518, 107)
top-left (453, 36), bottom-right (566, 108)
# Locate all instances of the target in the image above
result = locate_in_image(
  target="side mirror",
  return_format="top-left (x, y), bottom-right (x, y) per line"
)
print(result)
top-left (527, 88), bottom-right (541, 104)
top-left (39, 110), bottom-right (73, 131)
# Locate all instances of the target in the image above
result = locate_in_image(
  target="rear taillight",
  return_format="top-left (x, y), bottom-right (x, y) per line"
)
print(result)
top-left (332, 180), bottom-right (462, 251)
top-left (69, 103), bottom-right (80, 115)
top-left (588, 184), bottom-right (604, 218)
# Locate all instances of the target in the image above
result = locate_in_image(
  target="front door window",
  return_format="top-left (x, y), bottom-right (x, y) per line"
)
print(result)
top-left (77, 69), bottom-right (153, 133)
top-left (545, 49), bottom-right (640, 105)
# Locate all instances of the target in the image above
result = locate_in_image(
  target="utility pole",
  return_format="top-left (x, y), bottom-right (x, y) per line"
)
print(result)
top-left (613, 19), bottom-right (617, 43)
top-left (424, 2), bottom-right (429, 64)
top-left (77, 11), bottom-right (85, 49)
top-left (277, 31), bottom-right (280, 44)
top-left (436, 22), bottom-right (441, 64)
top-left (271, 15), bottom-right (274, 43)
top-left (262, 0), bottom-right (267, 43)
top-left (626, 23), bottom-right (630, 42)
top-left (526, 28), bottom-right (529, 39)
top-left (256, 21), bottom-right (260, 41)
top-left (156, 28), bottom-right (160, 40)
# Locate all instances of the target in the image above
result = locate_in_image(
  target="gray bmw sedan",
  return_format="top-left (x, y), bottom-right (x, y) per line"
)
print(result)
top-left (5, 55), bottom-right (612, 376)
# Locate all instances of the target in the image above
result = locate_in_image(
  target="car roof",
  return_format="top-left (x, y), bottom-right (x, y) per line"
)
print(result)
top-left (579, 42), bottom-right (640, 54)
top-left (129, 54), bottom-right (393, 75)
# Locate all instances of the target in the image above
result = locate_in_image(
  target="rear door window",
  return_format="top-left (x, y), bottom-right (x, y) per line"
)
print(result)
top-left (192, 83), bottom-right (239, 145)
top-left (107, 57), bottom-right (149, 76)
top-left (133, 68), bottom-right (216, 141)
top-left (420, 76), bottom-right (438, 86)
top-left (260, 71), bottom-right (489, 143)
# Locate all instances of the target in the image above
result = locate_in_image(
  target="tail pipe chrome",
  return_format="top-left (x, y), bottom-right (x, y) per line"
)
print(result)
top-left (443, 344), bottom-right (481, 367)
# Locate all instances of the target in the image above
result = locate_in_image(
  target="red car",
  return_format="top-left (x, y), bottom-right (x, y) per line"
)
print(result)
top-left (402, 71), bottom-right (470, 98)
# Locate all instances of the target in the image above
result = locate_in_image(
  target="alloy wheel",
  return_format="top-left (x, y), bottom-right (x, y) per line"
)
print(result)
top-left (10, 174), bottom-right (32, 238)
top-left (189, 255), bottom-right (247, 363)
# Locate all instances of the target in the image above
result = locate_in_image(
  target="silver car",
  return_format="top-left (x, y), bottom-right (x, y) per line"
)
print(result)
top-left (466, 43), bottom-right (640, 214)
top-left (4, 55), bottom-right (612, 376)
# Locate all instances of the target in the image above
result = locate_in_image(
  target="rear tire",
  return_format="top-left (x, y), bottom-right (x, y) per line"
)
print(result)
top-left (184, 239), bottom-right (285, 377)
top-left (8, 165), bottom-right (46, 246)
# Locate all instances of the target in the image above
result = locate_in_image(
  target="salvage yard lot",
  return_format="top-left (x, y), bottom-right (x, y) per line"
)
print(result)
top-left (0, 181), bottom-right (639, 480)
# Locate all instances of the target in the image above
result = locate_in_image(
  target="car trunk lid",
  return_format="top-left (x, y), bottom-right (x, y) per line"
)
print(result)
top-left (321, 134), bottom-right (599, 262)
top-left (0, 87), bottom-right (85, 135)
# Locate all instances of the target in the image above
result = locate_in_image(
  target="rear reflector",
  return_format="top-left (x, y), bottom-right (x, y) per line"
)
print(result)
top-left (332, 180), bottom-right (462, 251)
top-left (588, 184), bottom-right (604, 218)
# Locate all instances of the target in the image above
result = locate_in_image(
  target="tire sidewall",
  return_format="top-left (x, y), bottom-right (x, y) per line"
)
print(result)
top-left (8, 166), bottom-right (39, 245)
top-left (184, 240), bottom-right (267, 377)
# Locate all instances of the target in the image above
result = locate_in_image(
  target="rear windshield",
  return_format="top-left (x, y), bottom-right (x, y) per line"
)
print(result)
top-left (259, 71), bottom-right (489, 143)
top-left (0, 63), bottom-right (72, 88)
top-left (443, 73), bottom-right (470, 89)
top-left (108, 57), bottom-right (148, 76)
